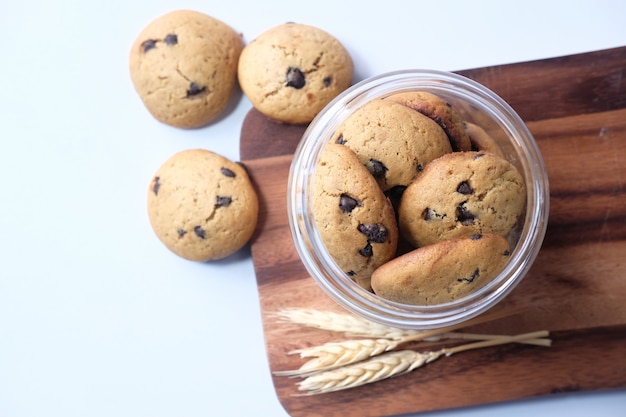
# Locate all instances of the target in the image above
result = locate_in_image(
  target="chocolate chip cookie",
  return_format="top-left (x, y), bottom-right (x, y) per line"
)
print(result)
top-left (312, 143), bottom-right (398, 290)
top-left (371, 233), bottom-right (511, 305)
top-left (465, 122), bottom-right (505, 157)
top-left (330, 98), bottom-right (452, 192)
top-left (147, 149), bottom-right (258, 261)
top-left (385, 91), bottom-right (472, 152)
top-left (237, 22), bottom-right (353, 124)
top-left (398, 151), bottom-right (525, 248)
top-left (129, 10), bottom-right (243, 128)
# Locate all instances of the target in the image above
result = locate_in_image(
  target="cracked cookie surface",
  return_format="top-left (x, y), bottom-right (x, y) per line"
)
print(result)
top-left (312, 144), bottom-right (398, 290)
top-left (330, 99), bottom-right (452, 192)
top-left (129, 10), bottom-right (243, 128)
top-left (147, 149), bottom-right (258, 261)
top-left (237, 22), bottom-right (353, 124)
top-left (398, 151), bottom-right (525, 248)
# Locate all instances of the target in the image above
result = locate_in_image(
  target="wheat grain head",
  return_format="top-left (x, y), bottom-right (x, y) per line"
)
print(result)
top-left (294, 350), bottom-right (441, 395)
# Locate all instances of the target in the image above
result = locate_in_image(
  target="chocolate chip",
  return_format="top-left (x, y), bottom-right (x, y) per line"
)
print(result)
top-left (323, 76), bottom-right (332, 87)
top-left (164, 33), bottom-right (178, 45)
top-left (456, 181), bottom-right (473, 195)
top-left (423, 207), bottom-right (445, 221)
top-left (417, 163), bottom-right (424, 172)
top-left (177, 228), bottom-right (187, 238)
top-left (285, 67), bottom-right (306, 89)
top-left (359, 243), bottom-right (373, 257)
top-left (367, 159), bottom-right (388, 180)
top-left (194, 226), bottom-right (206, 239)
top-left (503, 249), bottom-right (511, 256)
top-left (216, 196), bottom-right (232, 208)
top-left (347, 270), bottom-right (356, 276)
top-left (357, 223), bottom-right (388, 243)
top-left (470, 233), bottom-right (483, 240)
top-left (220, 167), bottom-right (236, 178)
top-left (152, 176), bottom-right (161, 195)
top-left (335, 134), bottom-right (346, 145)
top-left (473, 153), bottom-right (486, 160)
top-left (339, 193), bottom-right (361, 213)
top-left (458, 268), bottom-right (480, 283)
top-left (141, 39), bottom-right (157, 53)
top-left (186, 82), bottom-right (206, 97)
top-left (385, 185), bottom-right (406, 201)
top-left (456, 203), bottom-right (475, 225)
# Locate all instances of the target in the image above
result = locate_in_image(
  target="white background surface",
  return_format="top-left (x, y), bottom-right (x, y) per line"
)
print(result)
top-left (1, 1), bottom-right (625, 416)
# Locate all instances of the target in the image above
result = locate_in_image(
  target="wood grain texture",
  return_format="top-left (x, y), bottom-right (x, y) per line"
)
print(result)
top-left (240, 46), bottom-right (626, 416)
top-left (456, 47), bottom-right (626, 122)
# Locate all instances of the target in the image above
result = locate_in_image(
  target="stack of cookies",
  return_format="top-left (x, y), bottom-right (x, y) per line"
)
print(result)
top-left (312, 91), bottom-right (526, 305)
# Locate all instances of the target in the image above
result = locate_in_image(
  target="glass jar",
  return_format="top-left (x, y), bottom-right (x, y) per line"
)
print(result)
top-left (287, 70), bottom-right (549, 330)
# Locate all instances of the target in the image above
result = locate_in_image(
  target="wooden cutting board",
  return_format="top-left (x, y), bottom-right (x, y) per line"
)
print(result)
top-left (240, 47), bottom-right (626, 416)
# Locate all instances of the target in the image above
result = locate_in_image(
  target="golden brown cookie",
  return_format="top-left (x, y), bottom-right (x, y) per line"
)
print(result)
top-left (371, 233), bottom-right (511, 305)
top-left (398, 151), bottom-right (525, 248)
top-left (129, 10), bottom-right (243, 128)
top-left (237, 22), bottom-right (353, 124)
top-left (385, 91), bottom-right (472, 152)
top-left (465, 122), bottom-right (505, 157)
top-left (147, 149), bottom-right (258, 261)
top-left (312, 143), bottom-right (398, 290)
top-left (330, 99), bottom-right (452, 192)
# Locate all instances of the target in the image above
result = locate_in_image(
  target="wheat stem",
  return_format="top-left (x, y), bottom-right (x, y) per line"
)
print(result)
top-left (441, 330), bottom-right (551, 356)
top-left (392, 305), bottom-right (527, 346)
top-left (437, 332), bottom-right (551, 347)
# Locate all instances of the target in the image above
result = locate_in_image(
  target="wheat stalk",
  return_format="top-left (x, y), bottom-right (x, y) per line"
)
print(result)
top-left (294, 349), bottom-right (439, 395)
top-left (274, 338), bottom-right (402, 376)
top-left (273, 306), bottom-right (526, 340)
top-left (272, 308), bottom-right (413, 339)
top-left (273, 307), bottom-right (551, 394)
top-left (275, 330), bottom-right (550, 377)
top-left (292, 331), bottom-right (549, 395)
top-left (437, 331), bottom-right (552, 347)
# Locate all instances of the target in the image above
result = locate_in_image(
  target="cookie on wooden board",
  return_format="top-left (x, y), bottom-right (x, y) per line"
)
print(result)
top-left (147, 149), bottom-right (258, 261)
top-left (129, 10), bottom-right (243, 128)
